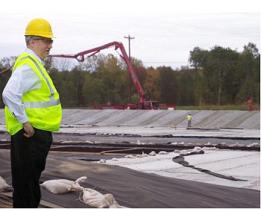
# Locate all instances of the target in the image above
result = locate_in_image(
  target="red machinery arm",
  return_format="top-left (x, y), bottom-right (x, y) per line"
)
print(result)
top-left (50, 41), bottom-right (145, 105)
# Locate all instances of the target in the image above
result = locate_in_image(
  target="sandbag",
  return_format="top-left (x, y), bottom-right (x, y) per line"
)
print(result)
top-left (41, 176), bottom-right (87, 194)
top-left (0, 176), bottom-right (12, 192)
top-left (81, 188), bottom-right (123, 208)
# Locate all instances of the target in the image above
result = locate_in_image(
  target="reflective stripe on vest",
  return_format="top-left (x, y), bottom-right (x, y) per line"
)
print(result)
top-left (23, 97), bottom-right (60, 108)
top-left (20, 55), bottom-right (55, 96)
top-left (19, 55), bottom-right (59, 108)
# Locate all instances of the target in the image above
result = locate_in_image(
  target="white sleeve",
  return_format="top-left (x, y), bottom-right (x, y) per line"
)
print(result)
top-left (2, 65), bottom-right (41, 124)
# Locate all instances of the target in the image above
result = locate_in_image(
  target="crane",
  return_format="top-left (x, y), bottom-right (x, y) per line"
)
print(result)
top-left (50, 41), bottom-right (158, 109)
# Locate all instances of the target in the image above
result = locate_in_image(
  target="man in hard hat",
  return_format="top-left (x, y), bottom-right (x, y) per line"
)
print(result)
top-left (2, 18), bottom-right (62, 208)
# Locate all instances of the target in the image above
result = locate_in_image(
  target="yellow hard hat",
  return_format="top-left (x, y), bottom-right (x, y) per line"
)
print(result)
top-left (25, 18), bottom-right (54, 39)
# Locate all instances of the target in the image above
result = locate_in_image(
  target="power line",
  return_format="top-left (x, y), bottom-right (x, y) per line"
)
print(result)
top-left (124, 35), bottom-right (135, 59)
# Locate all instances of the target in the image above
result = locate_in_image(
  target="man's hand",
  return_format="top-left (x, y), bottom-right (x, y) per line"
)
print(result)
top-left (23, 122), bottom-right (35, 138)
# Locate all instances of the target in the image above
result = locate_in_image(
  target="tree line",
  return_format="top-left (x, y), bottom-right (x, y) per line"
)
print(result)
top-left (0, 43), bottom-right (260, 108)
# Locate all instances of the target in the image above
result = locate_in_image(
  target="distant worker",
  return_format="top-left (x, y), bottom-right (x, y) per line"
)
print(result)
top-left (2, 18), bottom-right (62, 208)
top-left (186, 113), bottom-right (192, 129)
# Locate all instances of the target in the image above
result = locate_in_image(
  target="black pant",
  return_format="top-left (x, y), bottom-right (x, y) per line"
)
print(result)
top-left (11, 128), bottom-right (52, 208)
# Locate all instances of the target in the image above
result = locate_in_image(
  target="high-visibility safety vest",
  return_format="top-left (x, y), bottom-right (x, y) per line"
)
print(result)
top-left (5, 52), bottom-right (62, 135)
top-left (186, 114), bottom-right (192, 121)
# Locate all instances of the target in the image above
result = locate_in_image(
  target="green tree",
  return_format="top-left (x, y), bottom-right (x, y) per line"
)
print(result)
top-left (175, 68), bottom-right (196, 105)
top-left (205, 46), bottom-right (239, 104)
top-left (158, 66), bottom-right (177, 103)
top-left (190, 46), bottom-right (241, 105)
top-left (236, 43), bottom-right (260, 103)
top-left (143, 67), bottom-right (160, 101)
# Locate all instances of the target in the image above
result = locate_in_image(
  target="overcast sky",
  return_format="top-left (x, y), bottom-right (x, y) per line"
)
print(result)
top-left (0, 0), bottom-right (260, 68)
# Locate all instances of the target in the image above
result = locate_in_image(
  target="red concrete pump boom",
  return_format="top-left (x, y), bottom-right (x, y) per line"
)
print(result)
top-left (50, 41), bottom-right (147, 108)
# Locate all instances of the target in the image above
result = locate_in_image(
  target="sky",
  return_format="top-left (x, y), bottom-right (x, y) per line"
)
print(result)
top-left (0, 0), bottom-right (260, 69)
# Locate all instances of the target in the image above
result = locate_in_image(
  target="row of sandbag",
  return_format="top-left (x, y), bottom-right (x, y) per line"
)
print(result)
top-left (41, 176), bottom-right (125, 208)
top-left (1, 175), bottom-right (124, 208)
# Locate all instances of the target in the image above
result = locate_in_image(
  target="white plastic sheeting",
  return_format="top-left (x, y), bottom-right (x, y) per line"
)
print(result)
top-left (104, 148), bottom-right (260, 190)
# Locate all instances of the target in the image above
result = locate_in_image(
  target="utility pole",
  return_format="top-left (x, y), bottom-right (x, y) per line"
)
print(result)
top-left (124, 34), bottom-right (135, 60)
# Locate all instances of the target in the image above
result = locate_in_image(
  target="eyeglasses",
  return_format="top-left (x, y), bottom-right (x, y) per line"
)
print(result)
top-left (33, 38), bottom-right (53, 44)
